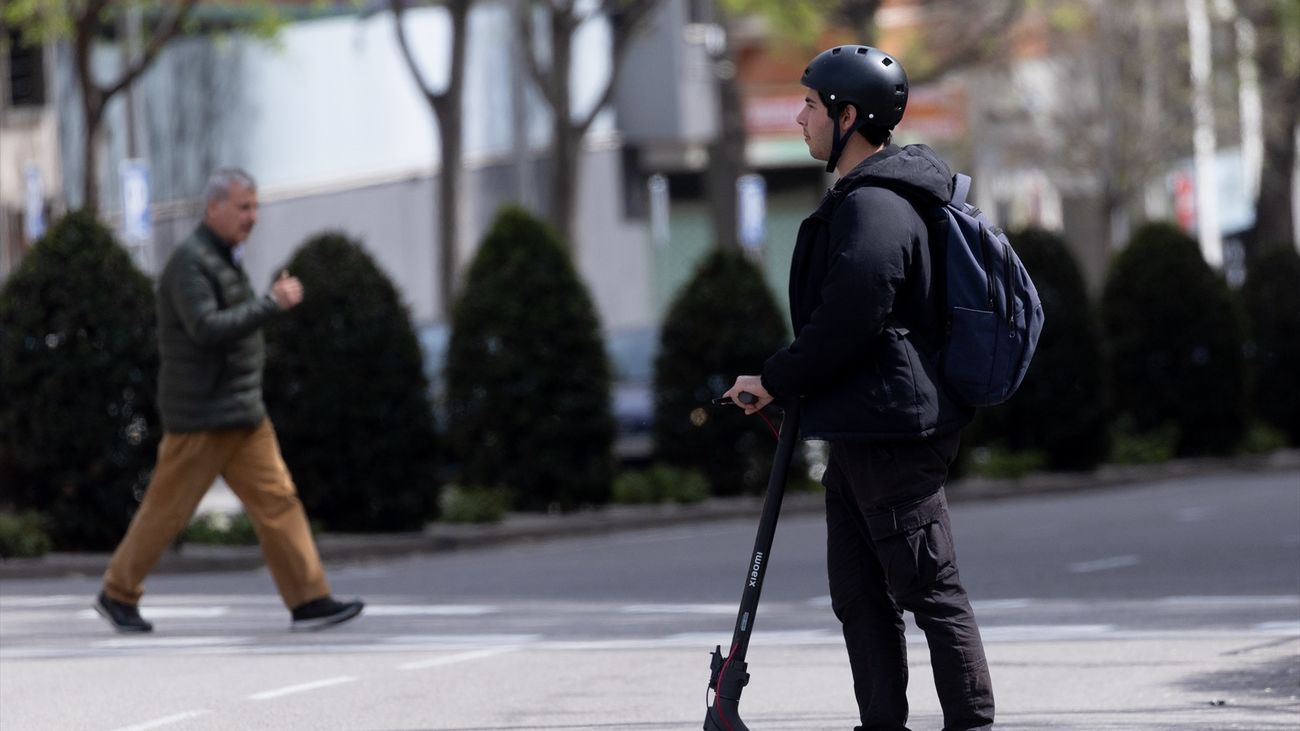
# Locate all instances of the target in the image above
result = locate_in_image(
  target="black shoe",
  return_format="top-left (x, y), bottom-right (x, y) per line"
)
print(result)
top-left (290, 596), bottom-right (364, 632)
top-left (94, 591), bottom-right (153, 633)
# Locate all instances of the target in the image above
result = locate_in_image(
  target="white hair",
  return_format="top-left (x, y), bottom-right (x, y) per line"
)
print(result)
top-left (203, 167), bottom-right (257, 204)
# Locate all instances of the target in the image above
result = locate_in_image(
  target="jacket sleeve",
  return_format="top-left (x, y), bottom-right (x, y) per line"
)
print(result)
top-left (762, 188), bottom-right (915, 398)
top-left (166, 249), bottom-right (280, 347)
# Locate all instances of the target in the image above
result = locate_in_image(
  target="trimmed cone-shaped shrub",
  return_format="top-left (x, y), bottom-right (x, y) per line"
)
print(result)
top-left (1100, 222), bottom-right (1247, 455)
top-left (0, 211), bottom-right (160, 549)
top-left (263, 232), bottom-right (439, 531)
top-left (654, 249), bottom-right (790, 496)
top-left (974, 228), bottom-right (1109, 470)
top-left (1242, 246), bottom-right (1300, 445)
top-left (444, 207), bottom-right (614, 511)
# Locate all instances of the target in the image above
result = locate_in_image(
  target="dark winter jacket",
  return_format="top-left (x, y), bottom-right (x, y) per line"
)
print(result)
top-left (761, 144), bottom-right (973, 441)
top-left (156, 224), bottom-right (281, 432)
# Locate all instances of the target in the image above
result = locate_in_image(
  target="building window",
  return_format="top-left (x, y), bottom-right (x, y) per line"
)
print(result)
top-left (7, 30), bottom-right (46, 107)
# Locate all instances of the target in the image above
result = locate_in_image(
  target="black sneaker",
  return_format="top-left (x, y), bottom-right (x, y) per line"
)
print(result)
top-left (94, 591), bottom-right (153, 633)
top-left (290, 596), bottom-right (364, 632)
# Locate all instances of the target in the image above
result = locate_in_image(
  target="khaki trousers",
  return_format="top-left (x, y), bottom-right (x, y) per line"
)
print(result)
top-left (104, 419), bottom-right (330, 610)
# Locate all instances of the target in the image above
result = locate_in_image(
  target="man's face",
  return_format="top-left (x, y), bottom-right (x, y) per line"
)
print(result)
top-left (206, 182), bottom-right (258, 245)
top-left (796, 88), bottom-right (834, 162)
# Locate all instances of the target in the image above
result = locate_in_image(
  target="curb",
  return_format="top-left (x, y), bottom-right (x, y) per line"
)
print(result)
top-left (2, 450), bottom-right (1296, 581)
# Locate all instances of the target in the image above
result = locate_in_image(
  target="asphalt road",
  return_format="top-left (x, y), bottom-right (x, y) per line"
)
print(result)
top-left (1, 469), bottom-right (1297, 730)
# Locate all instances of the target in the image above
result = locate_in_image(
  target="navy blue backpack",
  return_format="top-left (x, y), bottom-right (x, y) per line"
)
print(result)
top-left (932, 173), bottom-right (1044, 407)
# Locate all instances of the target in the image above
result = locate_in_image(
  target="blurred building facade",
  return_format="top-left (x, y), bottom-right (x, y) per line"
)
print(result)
top-left (1, 0), bottom-right (1295, 318)
top-left (2, 1), bottom-right (656, 333)
top-left (0, 28), bottom-right (61, 276)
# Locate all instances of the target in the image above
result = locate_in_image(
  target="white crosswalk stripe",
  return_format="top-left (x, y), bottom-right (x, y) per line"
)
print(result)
top-left (3, 594), bottom-right (1298, 662)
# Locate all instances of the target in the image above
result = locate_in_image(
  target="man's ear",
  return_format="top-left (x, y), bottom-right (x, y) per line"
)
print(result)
top-left (839, 103), bottom-right (858, 133)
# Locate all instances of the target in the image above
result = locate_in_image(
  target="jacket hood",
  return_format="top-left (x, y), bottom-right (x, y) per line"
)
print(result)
top-left (835, 143), bottom-right (954, 204)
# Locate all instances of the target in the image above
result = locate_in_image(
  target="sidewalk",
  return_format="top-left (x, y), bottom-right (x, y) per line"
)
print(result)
top-left (2, 449), bottom-right (1296, 581)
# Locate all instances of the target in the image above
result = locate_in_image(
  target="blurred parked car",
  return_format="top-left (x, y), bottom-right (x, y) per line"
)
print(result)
top-left (607, 325), bottom-right (658, 463)
top-left (417, 323), bottom-right (658, 464)
top-left (416, 323), bottom-right (451, 428)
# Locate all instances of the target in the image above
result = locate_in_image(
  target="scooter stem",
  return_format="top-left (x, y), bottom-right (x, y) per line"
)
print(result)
top-left (703, 400), bottom-right (802, 731)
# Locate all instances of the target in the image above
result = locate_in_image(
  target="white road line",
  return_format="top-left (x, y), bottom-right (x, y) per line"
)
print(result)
top-left (365, 605), bottom-right (497, 617)
top-left (1068, 555), bottom-right (1140, 574)
top-left (248, 675), bottom-right (357, 701)
top-left (382, 633), bottom-right (540, 646)
top-left (108, 710), bottom-right (212, 731)
top-left (619, 603), bottom-right (737, 615)
top-left (1157, 595), bottom-right (1300, 607)
top-left (1256, 621), bottom-right (1300, 633)
top-left (93, 637), bottom-right (251, 649)
top-left (980, 624), bottom-right (1114, 641)
top-left (78, 607), bottom-right (229, 620)
top-left (972, 599), bottom-right (1033, 610)
top-left (398, 645), bottom-right (517, 670)
top-left (542, 629), bottom-right (840, 651)
top-left (1, 595), bottom-right (87, 608)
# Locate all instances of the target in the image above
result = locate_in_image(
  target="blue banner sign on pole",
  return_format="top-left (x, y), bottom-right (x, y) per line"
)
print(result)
top-left (737, 173), bottom-right (766, 252)
top-left (24, 164), bottom-right (45, 242)
top-left (648, 174), bottom-right (670, 249)
top-left (120, 159), bottom-right (152, 244)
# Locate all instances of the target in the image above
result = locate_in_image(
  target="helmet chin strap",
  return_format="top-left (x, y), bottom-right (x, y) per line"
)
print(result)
top-left (825, 102), bottom-right (867, 174)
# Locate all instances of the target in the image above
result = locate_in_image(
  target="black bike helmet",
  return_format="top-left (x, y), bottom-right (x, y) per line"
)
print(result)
top-left (801, 45), bottom-right (909, 172)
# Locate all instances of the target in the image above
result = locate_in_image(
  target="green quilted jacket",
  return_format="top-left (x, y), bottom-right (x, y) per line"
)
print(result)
top-left (155, 224), bottom-right (281, 432)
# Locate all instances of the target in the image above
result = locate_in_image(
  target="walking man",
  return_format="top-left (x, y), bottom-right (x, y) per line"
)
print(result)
top-left (95, 168), bottom-right (364, 634)
top-left (724, 46), bottom-right (995, 730)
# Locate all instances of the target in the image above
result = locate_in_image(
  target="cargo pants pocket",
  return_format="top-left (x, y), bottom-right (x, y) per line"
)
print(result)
top-left (864, 488), bottom-right (955, 600)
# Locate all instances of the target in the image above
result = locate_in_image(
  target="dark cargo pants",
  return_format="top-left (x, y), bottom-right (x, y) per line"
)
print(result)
top-left (824, 435), bottom-right (994, 731)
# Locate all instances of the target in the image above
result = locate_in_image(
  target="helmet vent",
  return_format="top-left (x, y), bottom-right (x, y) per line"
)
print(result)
top-left (882, 57), bottom-right (893, 66)
top-left (831, 47), bottom-right (842, 55)
top-left (896, 85), bottom-right (905, 92)
top-left (856, 47), bottom-right (868, 55)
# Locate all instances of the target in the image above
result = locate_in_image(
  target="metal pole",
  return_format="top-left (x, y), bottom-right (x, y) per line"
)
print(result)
top-left (511, 0), bottom-right (533, 209)
top-left (120, 4), bottom-right (143, 159)
top-left (1186, 0), bottom-right (1223, 267)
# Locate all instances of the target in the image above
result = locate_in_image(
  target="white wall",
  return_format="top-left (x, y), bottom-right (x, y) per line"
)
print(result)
top-left (73, 1), bottom-right (649, 330)
top-left (235, 2), bottom-right (615, 191)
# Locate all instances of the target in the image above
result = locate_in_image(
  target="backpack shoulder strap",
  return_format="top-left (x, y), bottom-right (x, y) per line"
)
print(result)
top-left (950, 173), bottom-right (972, 209)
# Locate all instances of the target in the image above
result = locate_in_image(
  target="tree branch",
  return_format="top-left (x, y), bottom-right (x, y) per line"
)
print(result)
top-left (73, 0), bottom-right (111, 104)
top-left (516, 0), bottom-right (562, 112)
top-left (573, 0), bottom-right (658, 136)
top-left (391, 0), bottom-right (442, 109)
top-left (100, 0), bottom-right (201, 101)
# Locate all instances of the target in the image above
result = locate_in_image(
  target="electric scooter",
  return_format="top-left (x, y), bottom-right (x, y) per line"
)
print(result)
top-left (704, 392), bottom-right (803, 731)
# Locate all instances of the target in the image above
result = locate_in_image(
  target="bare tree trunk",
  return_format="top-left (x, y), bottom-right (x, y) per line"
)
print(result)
top-left (69, 0), bottom-right (199, 214)
top-left (518, 0), bottom-right (661, 252)
top-left (707, 16), bottom-right (744, 252)
top-left (72, 2), bottom-right (107, 213)
top-left (435, 0), bottom-right (470, 314)
top-left (77, 61), bottom-right (105, 213)
top-left (548, 4), bottom-right (576, 243)
top-left (392, 0), bottom-right (472, 317)
top-left (1247, 0), bottom-right (1299, 253)
top-left (1254, 100), bottom-right (1298, 252)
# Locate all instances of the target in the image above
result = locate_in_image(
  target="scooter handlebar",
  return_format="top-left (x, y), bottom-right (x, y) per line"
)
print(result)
top-left (711, 392), bottom-right (758, 406)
